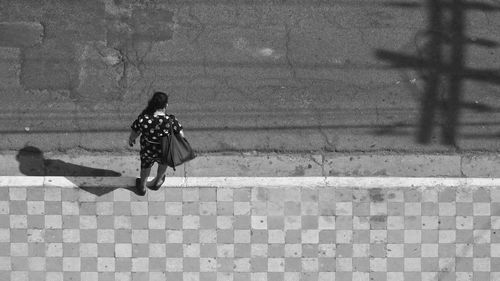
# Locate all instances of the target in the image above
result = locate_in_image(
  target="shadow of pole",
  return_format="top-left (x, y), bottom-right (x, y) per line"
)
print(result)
top-left (376, 0), bottom-right (500, 146)
top-left (442, 0), bottom-right (466, 146)
top-left (418, 0), bottom-right (444, 144)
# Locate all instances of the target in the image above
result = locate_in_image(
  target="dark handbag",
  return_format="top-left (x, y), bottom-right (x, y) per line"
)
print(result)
top-left (160, 116), bottom-right (196, 170)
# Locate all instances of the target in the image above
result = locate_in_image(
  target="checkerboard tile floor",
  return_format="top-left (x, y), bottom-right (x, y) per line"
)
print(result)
top-left (1, 185), bottom-right (500, 280)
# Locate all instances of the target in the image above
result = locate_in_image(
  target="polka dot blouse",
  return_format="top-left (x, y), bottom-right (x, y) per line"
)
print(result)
top-left (131, 113), bottom-right (183, 142)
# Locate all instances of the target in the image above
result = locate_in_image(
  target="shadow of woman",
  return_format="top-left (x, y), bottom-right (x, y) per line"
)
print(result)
top-left (16, 146), bottom-right (132, 196)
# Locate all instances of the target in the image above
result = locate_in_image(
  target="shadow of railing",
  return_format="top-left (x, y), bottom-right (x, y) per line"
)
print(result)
top-left (375, 0), bottom-right (500, 146)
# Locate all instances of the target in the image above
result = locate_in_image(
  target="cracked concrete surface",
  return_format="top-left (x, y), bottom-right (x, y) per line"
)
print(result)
top-left (0, 1), bottom-right (499, 153)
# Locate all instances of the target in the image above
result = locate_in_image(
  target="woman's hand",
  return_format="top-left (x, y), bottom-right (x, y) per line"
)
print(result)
top-left (128, 129), bottom-right (140, 147)
top-left (128, 138), bottom-right (136, 147)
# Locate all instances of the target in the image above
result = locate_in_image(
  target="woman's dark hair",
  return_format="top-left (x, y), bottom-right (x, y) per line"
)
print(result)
top-left (141, 92), bottom-right (169, 115)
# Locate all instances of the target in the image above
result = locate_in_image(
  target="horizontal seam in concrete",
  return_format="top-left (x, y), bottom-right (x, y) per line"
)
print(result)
top-left (0, 176), bottom-right (499, 189)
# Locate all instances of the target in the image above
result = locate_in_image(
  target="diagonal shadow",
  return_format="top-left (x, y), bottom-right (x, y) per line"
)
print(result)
top-left (375, 0), bottom-right (500, 146)
top-left (16, 146), bottom-right (135, 196)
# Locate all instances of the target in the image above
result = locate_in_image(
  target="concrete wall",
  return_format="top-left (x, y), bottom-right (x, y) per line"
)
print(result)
top-left (1, 0), bottom-right (499, 153)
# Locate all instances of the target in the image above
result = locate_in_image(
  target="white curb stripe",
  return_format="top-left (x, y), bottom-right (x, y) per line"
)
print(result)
top-left (184, 177), bottom-right (327, 188)
top-left (0, 176), bottom-right (500, 189)
top-left (0, 176), bottom-right (44, 187)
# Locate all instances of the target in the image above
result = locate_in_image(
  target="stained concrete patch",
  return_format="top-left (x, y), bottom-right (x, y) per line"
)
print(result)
top-left (0, 47), bottom-right (21, 89)
top-left (20, 39), bottom-right (78, 90)
top-left (102, 0), bottom-right (131, 16)
top-left (335, 7), bottom-right (424, 29)
top-left (325, 154), bottom-right (462, 177)
top-left (229, 29), bottom-right (285, 61)
top-left (0, 22), bottom-right (43, 48)
top-left (185, 153), bottom-right (323, 177)
top-left (369, 188), bottom-right (385, 202)
top-left (131, 8), bottom-right (174, 41)
top-left (42, 0), bottom-right (105, 41)
top-left (75, 42), bottom-right (125, 103)
top-left (369, 215), bottom-right (387, 229)
top-left (462, 154), bottom-right (500, 177)
top-left (107, 7), bottom-right (174, 47)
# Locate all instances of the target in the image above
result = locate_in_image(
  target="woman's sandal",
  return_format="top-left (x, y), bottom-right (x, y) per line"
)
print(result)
top-left (135, 178), bottom-right (147, 196)
top-left (149, 175), bottom-right (166, 191)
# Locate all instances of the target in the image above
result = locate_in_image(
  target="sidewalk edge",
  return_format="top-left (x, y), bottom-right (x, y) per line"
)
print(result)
top-left (1, 176), bottom-right (500, 188)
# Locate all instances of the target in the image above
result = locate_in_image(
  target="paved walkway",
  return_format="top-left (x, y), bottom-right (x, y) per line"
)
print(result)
top-left (1, 182), bottom-right (500, 281)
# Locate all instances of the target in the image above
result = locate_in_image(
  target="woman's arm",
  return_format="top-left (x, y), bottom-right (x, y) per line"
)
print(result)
top-left (128, 129), bottom-right (140, 147)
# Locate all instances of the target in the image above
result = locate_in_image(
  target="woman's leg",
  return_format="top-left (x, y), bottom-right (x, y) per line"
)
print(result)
top-left (139, 167), bottom-right (151, 189)
top-left (139, 142), bottom-right (154, 191)
top-left (149, 163), bottom-right (168, 187)
top-left (156, 163), bottom-right (168, 181)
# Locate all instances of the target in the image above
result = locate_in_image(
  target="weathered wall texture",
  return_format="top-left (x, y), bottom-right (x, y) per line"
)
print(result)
top-left (0, 0), bottom-right (499, 153)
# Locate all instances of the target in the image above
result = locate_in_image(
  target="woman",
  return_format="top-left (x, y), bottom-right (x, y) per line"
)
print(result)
top-left (128, 92), bottom-right (184, 195)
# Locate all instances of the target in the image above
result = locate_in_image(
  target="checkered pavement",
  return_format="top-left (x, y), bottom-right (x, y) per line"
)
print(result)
top-left (1, 184), bottom-right (500, 280)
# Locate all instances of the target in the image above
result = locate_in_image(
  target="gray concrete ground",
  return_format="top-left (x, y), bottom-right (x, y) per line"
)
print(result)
top-left (1, 151), bottom-right (499, 178)
top-left (1, 1), bottom-right (499, 280)
top-left (1, 1), bottom-right (499, 153)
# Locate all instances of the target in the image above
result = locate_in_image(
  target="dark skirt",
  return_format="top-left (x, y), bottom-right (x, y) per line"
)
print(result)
top-left (139, 137), bottom-right (162, 169)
